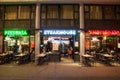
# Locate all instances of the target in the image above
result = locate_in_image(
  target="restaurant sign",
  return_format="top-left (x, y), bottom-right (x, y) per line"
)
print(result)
top-left (88, 30), bottom-right (119, 36)
top-left (4, 30), bottom-right (28, 36)
top-left (43, 30), bottom-right (76, 36)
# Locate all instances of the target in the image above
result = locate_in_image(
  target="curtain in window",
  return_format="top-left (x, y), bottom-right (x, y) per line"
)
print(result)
top-left (61, 5), bottom-right (73, 19)
top-left (104, 6), bottom-right (115, 19)
top-left (47, 5), bottom-right (58, 19)
top-left (5, 6), bottom-right (17, 20)
top-left (90, 6), bottom-right (102, 19)
top-left (18, 6), bottom-right (30, 19)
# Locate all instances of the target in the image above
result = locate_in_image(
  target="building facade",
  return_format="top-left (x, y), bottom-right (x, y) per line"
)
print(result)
top-left (0, 0), bottom-right (120, 64)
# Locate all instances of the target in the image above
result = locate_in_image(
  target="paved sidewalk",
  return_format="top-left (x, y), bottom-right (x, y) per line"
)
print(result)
top-left (0, 62), bottom-right (120, 80)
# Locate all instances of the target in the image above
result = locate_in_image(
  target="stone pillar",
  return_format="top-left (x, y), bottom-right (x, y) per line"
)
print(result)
top-left (35, 4), bottom-right (40, 64)
top-left (79, 4), bottom-right (85, 64)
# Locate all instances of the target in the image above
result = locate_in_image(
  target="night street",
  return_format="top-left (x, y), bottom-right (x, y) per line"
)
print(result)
top-left (0, 0), bottom-right (120, 80)
top-left (0, 62), bottom-right (120, 80)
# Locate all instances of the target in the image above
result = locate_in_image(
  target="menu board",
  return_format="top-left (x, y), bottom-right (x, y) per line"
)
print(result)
top-left (118, 43), bottom-right (120, 48)
top-left (53, 43), bottom-right (58, 51)
top-left (75, 41), bottom-right (78, 47)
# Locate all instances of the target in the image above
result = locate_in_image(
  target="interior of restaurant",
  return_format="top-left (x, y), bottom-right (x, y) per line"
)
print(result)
top-left (4, 36), bottom-right (29, 53)
top-left (85, 30), bottom-right (120, 54)
top-left (0, 35), bottom-right (35, 64)
top-left (86, 35), bottom-right (117, 53)
top-left (84, 30), bottom-right (120, 66)
top-left (40, 36), bottom-right (78, 62)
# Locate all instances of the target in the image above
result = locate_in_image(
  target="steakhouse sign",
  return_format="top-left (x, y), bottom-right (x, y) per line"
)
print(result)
top-left (43, 30), bottom-right (76, 36)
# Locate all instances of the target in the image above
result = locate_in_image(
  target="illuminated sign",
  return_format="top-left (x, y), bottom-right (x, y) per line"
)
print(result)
top-left (88, 30), bottom-right (119, 36)
top-left (4, 30), bottom-right (28, 36)
top-left (43, 30), bottom-right (76, 35)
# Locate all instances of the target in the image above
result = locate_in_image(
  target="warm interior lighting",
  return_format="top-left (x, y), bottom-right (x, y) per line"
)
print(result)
top-left (91, 37), bottom-right (99, 41)
top-left (103, 36), bottom-right (107, 40)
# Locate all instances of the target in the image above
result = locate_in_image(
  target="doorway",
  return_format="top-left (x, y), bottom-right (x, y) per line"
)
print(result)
top-left (41, 36), bottom-right (75, 63)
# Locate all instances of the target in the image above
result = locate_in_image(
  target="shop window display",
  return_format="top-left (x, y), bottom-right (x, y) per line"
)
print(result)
top-left (85, 31), bottom-right (118, 54)
top-left (4, 36), bottom-right (29, 54)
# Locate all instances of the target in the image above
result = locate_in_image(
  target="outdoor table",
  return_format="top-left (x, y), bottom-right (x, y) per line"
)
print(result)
top-left (0, 53), bottom-right (9, 64)
top-left (36, 53), bottom-right (46, 58)
top-left (46, 52), bottom-right (61, 62)
top-left (36, 53), bottom-right (47, 65)
top-left (100, 54), bottom-right (114, 64)
top-left (101, 54), bottom-right (114, 58)
top-left (15, 53), bottom-right (28, 64)
top-left (82, 54), bottom-right (94, 66)
top-left (82, 54), bottom-right (93, 58)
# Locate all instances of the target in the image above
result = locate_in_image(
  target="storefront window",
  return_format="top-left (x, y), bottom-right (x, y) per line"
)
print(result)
top-left (4, 36), bottom-right (29, 53)
top-left (41, 5), bottom-right (46, 19)
top-left (31, 6), bottom-right (36, 19)
top-left (84, 6), bottom-right (89, 19)
top-left (103, 6), bottom-right (115, 19)
top-left (41, 4), bottom-right (79, 28)
top-left (85, 30), bottom-right (119, 53)
top-left (85, 5), bottom-right (102, 19)
top-left (74, 5), bottom-right (79, 19)
top-left (3, 30), bottom-right (30, 53)
top-left (90, 6), bottom-right (102, 19)
top-left (47, 5), bottom-right (59, 19)
top-left (116, 6), bottom-right (120, 20)
top-left (61, 5), bottom-right (74, 19)
top-left (5, 6), bottom-right (17, 20)
top-left (0, 6), bottom-right (4, 20)
top-left (85, 5), bottom-right (120, 20)
top-left (18, 6), bottom-right (30, 19)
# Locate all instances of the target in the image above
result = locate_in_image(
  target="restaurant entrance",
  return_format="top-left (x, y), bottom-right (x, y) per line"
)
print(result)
top-left (41, 30), bottom-right (79, 63)
top-left (4, 36), bottom-right (29, 54)
top-left (41, 36), bottom-right (75, 62)
top-left (0, 30), bottom-right (34, 64)
top-left (3, 30), bottom-right (30, 54)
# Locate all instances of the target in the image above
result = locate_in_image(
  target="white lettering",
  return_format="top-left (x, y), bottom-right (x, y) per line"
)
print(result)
top-left (43, 30), bottom-right (76, 35)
